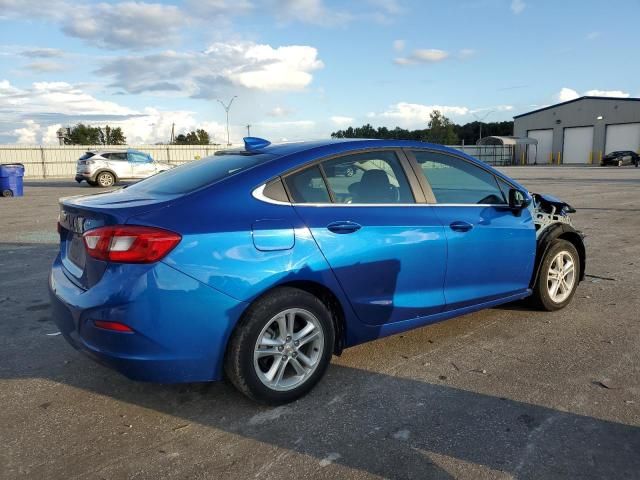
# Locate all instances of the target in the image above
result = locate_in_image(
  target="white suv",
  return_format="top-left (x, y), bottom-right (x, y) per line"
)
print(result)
top-left (75, 149), bottom-right (173, 187)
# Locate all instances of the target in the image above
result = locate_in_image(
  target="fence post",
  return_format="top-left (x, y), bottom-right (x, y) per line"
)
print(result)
top-left (167, 146), bottom-right (171, 165)
top-left (40, 146), bottom-right (47, 178)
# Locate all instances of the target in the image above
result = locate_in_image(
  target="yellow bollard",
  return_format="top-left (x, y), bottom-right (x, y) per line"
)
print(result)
top-left (557, 152), bottom-right (561, 165)
top-left (599, 151), bottom-right (603, 164)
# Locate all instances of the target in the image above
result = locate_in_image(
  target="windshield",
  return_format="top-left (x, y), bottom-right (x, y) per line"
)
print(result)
top-left (126, 153), bottom-right (274, 195)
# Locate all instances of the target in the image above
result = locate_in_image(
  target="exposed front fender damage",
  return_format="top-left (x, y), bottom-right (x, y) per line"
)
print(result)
top-left (530, 193), bottom-right (586, 288)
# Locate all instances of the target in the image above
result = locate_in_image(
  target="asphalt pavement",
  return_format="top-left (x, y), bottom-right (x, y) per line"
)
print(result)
top-left (1, 167), bottom-right (638, 479)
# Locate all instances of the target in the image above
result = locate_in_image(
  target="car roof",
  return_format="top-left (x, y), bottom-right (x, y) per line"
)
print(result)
top-left (252, 138), bottom-right (468, 158)
top-left (236, 138), bottom-right (528, 192)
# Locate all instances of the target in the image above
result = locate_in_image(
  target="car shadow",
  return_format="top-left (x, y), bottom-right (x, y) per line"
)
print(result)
top-left (1, 243), bottom-right (639, 479)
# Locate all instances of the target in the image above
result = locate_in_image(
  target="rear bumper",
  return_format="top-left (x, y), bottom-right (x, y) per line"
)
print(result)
top-left (48, 255), bottom-right (247, 382)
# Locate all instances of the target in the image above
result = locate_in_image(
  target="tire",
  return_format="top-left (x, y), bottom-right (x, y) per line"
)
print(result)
top-left (225, 287), bottom-right (335, 405)
top-left (531, 239), bottom-right (580, 311)
top-left (1, 189), bottom-right (13, 197)
top-left (96, 171), bottom-right (115, 187)
top-left (87, 180), bottom-right (98, 187)
top-left (618, 160), bottom-right (623, 167)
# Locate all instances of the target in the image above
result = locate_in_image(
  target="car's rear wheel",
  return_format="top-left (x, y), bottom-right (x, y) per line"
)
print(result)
top-left (618, 159), bottom-right (623, 167)
top-left (225, 287), bottom-right (334, 404)
top-left (531, 239), bottom-right (580, 311)
top-left (2, 189), bottom-right (13, 197)
top-left (96, 172), bottom-right (115, 187)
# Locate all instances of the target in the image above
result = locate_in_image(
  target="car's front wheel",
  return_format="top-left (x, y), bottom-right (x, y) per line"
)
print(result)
top-left (225, 287), bottom-right (335, 404)
top-left (532, 239), bottom-right (580, 311)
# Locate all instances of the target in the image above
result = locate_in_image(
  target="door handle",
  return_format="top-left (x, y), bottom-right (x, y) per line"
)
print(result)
top-left (449, 221), bottom-right (473, 232)
top-left (327, 221), bottom-right (362, 234)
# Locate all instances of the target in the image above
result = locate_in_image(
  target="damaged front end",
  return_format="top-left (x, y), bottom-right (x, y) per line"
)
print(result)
top-left (531, 193), bottom-right (576, 238)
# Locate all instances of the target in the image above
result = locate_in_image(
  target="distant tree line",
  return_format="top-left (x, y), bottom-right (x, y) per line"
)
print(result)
top-left (172, 129), bottom-right (212, 145)
top-left (331, 110), bottom-right (514, 145)
top-left (64, 124), bottom-right (126, 145)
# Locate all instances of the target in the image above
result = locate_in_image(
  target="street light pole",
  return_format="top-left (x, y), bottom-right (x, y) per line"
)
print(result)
top-left (216, 96), bottom-right (237, 146)
top-left (246, 124), bottom-right (251, 137)
top-left (472, 110), bottom-right (494, 143)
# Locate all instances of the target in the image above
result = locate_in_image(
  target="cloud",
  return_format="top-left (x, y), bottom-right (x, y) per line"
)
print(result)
top-left (271, 0), bottom-right (352, 26)
top-left (267, 106), bottom-right (293, 117)
top-left (98, 42), bottom-right (324, 96)
top-left (62, 2), bottom-right (186, 49)
top-left (393, 39), bottom-right (405, 52)
top-left (23, 61), bottom-right (66, 73)
top-left (395, 48), bottom-right (474, 65)
top-left (556, 87), bottom-right (630, 102)
top-left (370, 102), bottom-right (470, 128)
top-left (510, 0), bottom-right (526, 14)
top-left (584, 89), bottom-right (630, 98)
top-left (330, 115), bottom-right (354, 126)
top-left (0, 0), bottom-right (186, 49)
top-left (21, 48), bottom-right (65, 58)
top-left (0, 80), bottom-right (319, 145)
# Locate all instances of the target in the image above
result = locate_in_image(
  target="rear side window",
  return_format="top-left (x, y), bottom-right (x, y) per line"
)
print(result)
top-left (127, 153), bottom-right (273, 195)
top-left (322, 151), bottom-right (414, 204)
top-left (413, 150), bottom-right (506, 205)
top-left (107, 152), bottom-right (127, 161)
top-left (284, 166), bottom-right (331, 203)
top-left (79, 152), bottom-right (93, 161)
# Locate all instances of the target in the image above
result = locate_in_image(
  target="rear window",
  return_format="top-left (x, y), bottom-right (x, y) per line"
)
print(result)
top-left (126, 153), bottom-right (274, 195)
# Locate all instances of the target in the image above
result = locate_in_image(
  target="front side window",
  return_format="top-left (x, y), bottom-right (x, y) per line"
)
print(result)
top-left (322, 151), bottom-right (414, 204)
top-left (129, 152), bottom-right (151, 163)
top-left (413, 151), bottom-right (506, 205)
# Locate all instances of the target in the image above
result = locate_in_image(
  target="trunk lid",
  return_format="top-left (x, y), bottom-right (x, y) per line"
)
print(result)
top-left (58, 188), bottom-right (178, 289)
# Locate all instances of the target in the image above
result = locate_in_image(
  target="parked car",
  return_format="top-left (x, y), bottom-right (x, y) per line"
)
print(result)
top-left (50, 138), bottom-right (586, 404)
top-left (601, 150), bottom-right (639, 167)
top-left (75, 149), bottom-right (173, 187)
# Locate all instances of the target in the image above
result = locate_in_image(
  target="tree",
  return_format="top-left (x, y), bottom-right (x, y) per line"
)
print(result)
top-left (98, 125), bottom-right (126, 145)
top-left (331, 117), bottom-right (515, 145)
top-left (65, 124), bottom-right (101, 145)
top-left (64, 124), bottom-right (127, 145)
top-left (173, 129), bottom-right (210, 145)
top-left (424, 110), bottom-right (458, 145)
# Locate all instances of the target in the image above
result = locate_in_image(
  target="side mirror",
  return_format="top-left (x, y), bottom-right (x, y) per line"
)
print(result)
top-left (508, 188), bottom-right (530, 209)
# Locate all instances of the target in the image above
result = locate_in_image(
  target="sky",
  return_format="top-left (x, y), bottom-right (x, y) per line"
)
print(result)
top-left (0, 0), bottom-right (639, 145)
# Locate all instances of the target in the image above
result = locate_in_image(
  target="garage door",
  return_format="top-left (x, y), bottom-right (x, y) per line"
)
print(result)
top-left (605, 123), bottom-right (640, 154)
top-left (563, 126), bottom-right (593, 164)
top-left (527, 129), bottom-right (553, 164)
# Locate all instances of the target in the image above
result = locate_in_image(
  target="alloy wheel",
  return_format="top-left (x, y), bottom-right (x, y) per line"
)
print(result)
top-left (253, 308), bottom-right (324, 392)
top-left (546, 251), bottom-right (576, 303)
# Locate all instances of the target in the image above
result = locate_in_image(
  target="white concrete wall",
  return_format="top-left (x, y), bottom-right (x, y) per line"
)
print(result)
top-left (0, 144), bottom-right (514, 179)
top-left (0, 145), bottom-right (231, 179)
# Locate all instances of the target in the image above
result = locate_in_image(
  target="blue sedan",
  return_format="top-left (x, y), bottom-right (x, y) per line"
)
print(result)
top-left (49, 138), bottom-right (585, 404)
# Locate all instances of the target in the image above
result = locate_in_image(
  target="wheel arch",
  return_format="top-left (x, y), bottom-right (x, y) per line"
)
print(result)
top-left (530, 223), bottom-right (586, 288)
top-left (232, 280), bottom-right (346, 356)
top-left (92, 168), bottom-right (118, 183)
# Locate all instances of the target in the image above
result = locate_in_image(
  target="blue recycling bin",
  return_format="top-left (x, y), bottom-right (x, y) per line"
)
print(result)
top-left (0, 163), bottom-right (25, 197)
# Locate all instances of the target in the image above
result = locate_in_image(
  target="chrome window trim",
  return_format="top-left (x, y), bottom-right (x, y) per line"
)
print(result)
top-left (252, 183), bottom-right (509, 208)
top-left (251, 184), bottom-right (292, 206)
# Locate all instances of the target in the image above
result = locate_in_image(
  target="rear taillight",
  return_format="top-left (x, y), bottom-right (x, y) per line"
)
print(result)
top-left (83, 225), bottom-right (181, 263)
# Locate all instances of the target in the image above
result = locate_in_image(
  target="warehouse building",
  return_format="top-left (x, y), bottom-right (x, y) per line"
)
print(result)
top-left (513, 96), bottom-right (640, 164)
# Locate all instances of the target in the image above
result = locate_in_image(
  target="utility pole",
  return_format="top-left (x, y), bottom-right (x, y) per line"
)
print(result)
top-left (472, 110), bottom-right (494, 143)
top-left (170, 123), bottom-right (175, 144)
top-left (216, 96), bottom-right (237, 146)
top-left (246, 124), bottom-right (251, 137)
